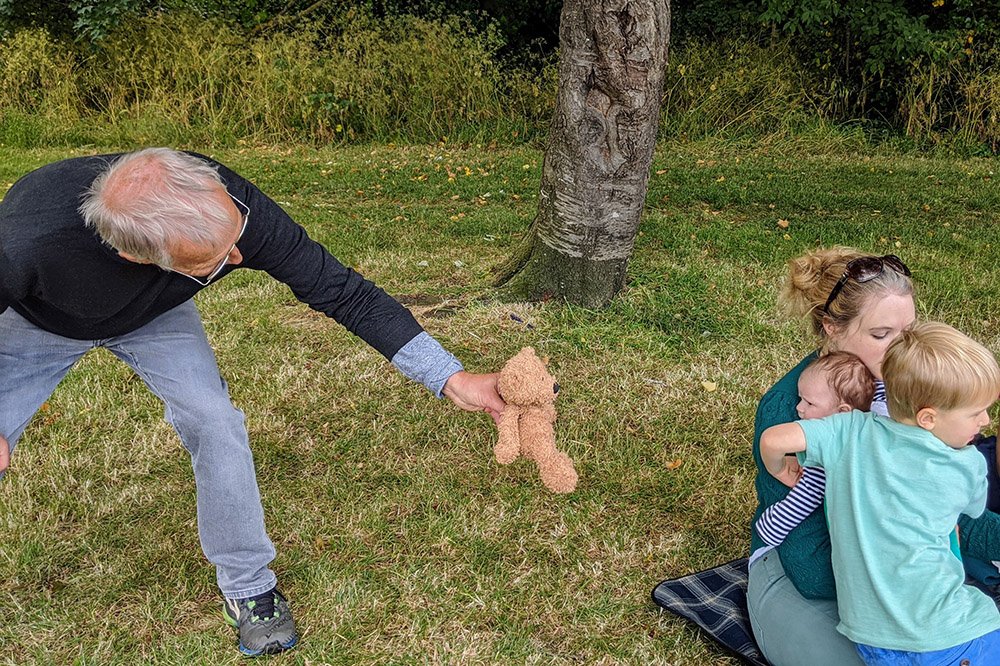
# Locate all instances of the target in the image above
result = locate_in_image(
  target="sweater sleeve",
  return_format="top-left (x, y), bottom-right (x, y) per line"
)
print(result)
top-left (959, 508), bottom-right (1000, 561)
top-left (751, 352), bottom-right (837, 600)
top-left (958, 438), bottom-right (1000, 562)
top-left (214, 163), bottom-right (425, 361)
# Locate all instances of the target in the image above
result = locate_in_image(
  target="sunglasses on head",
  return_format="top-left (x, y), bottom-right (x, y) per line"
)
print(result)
top-left (822, 254), bottom-right (911, 315)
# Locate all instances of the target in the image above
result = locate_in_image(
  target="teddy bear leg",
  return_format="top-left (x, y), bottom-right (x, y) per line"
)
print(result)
top-left (519, 413), bottom-right (577, 493)
top-left (494, 408), bottom-right (521, 465)
top-left (538, 450), bottom-right (578, 494)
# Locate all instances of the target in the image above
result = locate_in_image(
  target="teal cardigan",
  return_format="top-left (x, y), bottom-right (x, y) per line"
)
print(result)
top-left (751, 353), bottom-right (1000, 600)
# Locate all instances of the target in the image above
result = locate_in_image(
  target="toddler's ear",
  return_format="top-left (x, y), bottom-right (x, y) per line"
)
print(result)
top-left (837, 403), bottom-right (852, 413)
top-left (915, 406), bottom-right (938, 432)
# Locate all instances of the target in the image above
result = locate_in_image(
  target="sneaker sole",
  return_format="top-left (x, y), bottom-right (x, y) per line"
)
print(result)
top-left (238, 634), bottom-right (298, 657)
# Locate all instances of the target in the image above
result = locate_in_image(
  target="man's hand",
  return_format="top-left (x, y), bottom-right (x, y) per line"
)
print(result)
top-left (0, 434), bottom-right (9, 474)
top-left (442, 371), bottom-right (505, 426)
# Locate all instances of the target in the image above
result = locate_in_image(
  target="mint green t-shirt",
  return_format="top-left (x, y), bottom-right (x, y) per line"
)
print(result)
top-left (797, 410), bottom-right (1000, 652)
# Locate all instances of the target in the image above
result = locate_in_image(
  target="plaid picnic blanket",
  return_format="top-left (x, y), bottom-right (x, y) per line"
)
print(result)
top-left (651, 558), bottom-right (768, 666)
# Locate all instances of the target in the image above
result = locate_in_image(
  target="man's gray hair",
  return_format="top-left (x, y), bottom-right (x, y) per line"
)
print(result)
top-left (79, 148), bottom-right (233, 268)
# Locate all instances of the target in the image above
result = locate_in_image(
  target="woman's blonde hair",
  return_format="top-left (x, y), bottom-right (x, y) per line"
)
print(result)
top-left (779, 246), bottom-right (914, 346)
top-left (882, 321), bottom-right (1000, 421)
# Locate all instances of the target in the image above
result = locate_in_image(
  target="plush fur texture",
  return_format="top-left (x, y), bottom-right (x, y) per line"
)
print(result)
top-left (495, 347), bottom-right (578, 494)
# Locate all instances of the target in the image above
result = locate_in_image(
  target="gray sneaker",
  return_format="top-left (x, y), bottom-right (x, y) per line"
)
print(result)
top-left (223, 588), bottom-right (299, 656)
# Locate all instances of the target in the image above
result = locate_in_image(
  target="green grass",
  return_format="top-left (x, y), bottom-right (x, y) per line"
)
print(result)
top-left (1, 140), bottom-right (999, 664)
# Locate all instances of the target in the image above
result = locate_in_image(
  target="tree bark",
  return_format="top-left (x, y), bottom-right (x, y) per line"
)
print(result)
top-left (495, 0), bottom-right (670, 308)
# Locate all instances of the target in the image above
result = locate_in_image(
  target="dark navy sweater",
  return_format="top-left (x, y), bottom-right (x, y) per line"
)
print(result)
top-left (0, 153), bottom-right (423, 359)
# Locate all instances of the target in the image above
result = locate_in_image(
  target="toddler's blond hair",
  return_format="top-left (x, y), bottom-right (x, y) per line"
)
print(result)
top-left (882, 321), bottom-right (1000, 421)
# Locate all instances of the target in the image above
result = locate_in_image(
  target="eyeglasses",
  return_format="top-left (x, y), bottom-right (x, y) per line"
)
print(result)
top-left (172, 194), bottom-right (249, 286)
top-left (822, 254), bottom-right (911, 314)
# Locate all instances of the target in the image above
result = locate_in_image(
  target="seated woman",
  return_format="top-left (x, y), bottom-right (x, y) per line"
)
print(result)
top-left (746, 247), bottom-right (1000, 665)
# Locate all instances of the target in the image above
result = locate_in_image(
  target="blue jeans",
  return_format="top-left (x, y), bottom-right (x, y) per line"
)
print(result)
top-left (0, 302), bottom-right (277, 599)
top-left (856, 627), bottom-right (1000, 664)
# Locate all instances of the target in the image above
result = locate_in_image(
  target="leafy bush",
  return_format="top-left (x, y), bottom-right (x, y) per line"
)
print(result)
top-left (1, 4), bottom-right (1000, 151)
top-left (759, 1), bottom-right (996, 115)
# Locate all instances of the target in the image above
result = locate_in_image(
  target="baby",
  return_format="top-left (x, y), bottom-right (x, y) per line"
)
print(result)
top-left (753, 351), bottom-right (875, 551)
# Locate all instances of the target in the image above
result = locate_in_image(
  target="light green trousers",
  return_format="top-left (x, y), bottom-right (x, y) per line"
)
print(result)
top-left (747, 551), bottom-right (863, 666)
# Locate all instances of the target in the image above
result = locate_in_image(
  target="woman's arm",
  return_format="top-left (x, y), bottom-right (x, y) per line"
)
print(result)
top-left (751, 353), bottom-right (837, 600)
top-left (959, 508), bottom-right (1000, 561)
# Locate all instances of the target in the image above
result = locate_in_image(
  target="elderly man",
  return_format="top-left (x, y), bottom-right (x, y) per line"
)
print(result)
top-left (0, 148), bottom-right (504, 656)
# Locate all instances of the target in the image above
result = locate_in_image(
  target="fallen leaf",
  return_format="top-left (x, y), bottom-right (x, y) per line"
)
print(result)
top-left (777, 219), bottom-right (789, 229)
top-left (701, 381), bottom-right (717, 392)
top-left (665, 459), bottom-right (683, 470)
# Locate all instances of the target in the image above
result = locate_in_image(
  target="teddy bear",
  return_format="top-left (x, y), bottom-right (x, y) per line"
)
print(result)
top-left (495, 347), bottom-right (578, 494)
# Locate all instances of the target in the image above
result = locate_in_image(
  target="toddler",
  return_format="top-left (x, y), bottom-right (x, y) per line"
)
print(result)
top-left (760, 321), bottom-right (1000, 663)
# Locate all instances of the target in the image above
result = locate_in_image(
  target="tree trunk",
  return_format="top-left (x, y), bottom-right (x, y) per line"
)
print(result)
top-left (494, 0), bottom-right (670, 308)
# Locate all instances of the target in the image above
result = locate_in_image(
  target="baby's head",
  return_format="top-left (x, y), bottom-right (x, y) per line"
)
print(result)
top-left (882, 321), bottom-right (1000, 448)
top-left (797, 351), bottom-right (876, 420)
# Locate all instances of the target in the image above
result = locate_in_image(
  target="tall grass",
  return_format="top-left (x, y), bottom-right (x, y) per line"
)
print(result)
top-left (900, 45), bottom-right (1000, 153)
top-left (1, 12), bottom-right (999, 152)
top-left (0, 11), bottom-right (555, 147)
top-left (658, 38), bottom-right (823, 141)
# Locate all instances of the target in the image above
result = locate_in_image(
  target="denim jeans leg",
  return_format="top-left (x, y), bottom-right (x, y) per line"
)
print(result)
top-left (0, 309), bottom-right (92, 474)
top-left (104, 300), bottom-right (277, 599)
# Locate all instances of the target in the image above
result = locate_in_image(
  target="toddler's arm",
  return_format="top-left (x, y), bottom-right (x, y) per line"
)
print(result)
top-left (760, 422), bottom-right (807, 483)
top-left (755, 466), bottom-right (826, 547)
